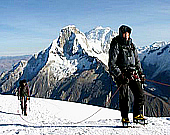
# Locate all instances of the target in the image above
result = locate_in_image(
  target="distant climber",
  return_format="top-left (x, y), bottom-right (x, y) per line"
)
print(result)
top-left (108, 25), bottom-right (145, 125)
top-left (18, 79), bottom-right (30, 116)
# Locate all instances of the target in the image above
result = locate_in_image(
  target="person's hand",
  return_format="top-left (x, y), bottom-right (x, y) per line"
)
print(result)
top-left (140, 74), bottom-right (145, 84)
top-left (117, 74), bottom-right (127, 85)
top-left (139, 72), bottom-right (145, 84)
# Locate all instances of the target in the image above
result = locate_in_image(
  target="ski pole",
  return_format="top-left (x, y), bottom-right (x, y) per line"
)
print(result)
top-left (17, 97), bottom-right (20, 114)
top-left (29, 97), bottom-right (31, 112)
top-left (141, 83), bottom-right (145, 117)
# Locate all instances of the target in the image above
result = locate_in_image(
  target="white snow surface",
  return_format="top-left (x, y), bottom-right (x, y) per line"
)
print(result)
top-left (0, 95), bottom-right (169, 135)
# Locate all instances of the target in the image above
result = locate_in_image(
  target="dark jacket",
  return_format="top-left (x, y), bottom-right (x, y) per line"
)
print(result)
top-left (18, 84), bottom-right (30, 97)
top-left (108, 36), bottom-right (143, 79)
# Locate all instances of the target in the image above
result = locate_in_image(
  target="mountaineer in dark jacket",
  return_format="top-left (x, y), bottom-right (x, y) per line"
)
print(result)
top-left (108, 25), bottom-right (145, 124)
top-left (18, 79), bottom-right (30, 116)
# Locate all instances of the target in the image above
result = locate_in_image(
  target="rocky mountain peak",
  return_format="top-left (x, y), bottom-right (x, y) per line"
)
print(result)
top-left (52, 25), bottom-right (89, 59)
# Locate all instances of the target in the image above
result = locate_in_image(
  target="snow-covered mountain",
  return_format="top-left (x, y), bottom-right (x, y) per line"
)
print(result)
top-left (85, 26), bottom-right (117, 53)
top-left (0, 25), bottom-right (116, 107)
top-left (85, 26), bottom-right (118, 65)
top-left (0, 25), bottom-right (115, 94)
top-left (0, 25), bottom-right (169, 117)
top-left (138, 41), bottom-right (170, 78)
top-left (0, 95), bottom-right (170, 135)
top-left (0, 55), bottom-right (31, 74)
top-left (20, 25), bottom-right (116, 82)
top-left (137, 41), bottom-right (170, 98)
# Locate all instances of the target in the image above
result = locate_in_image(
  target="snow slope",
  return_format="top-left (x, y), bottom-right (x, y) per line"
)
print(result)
top-left (0, 95), bottom-right (169, 135)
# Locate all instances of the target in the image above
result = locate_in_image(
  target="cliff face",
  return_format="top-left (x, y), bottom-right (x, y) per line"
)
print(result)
top-left (144, 92), bottom-right (170, 117)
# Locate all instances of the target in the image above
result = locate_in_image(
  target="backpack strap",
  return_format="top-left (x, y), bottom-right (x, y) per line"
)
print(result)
top-left (131, 43), bottom-right (136, 53)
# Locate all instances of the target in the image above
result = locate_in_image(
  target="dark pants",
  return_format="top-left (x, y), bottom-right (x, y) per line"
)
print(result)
top-left (20, 96), bottom-right (27, 115)
top-left (119, 80), bottom-right (144, 118)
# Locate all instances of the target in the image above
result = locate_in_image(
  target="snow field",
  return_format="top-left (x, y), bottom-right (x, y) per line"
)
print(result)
top-left (0, 95), bottom-right (169, 135)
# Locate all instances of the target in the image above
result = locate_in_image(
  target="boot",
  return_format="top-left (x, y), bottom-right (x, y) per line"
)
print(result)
top-left (122, 117), bottom-right (130, 127)
top-left (122, 117), bottom-right (130, 123)
top-left (133, 114), bottom-right (147, 124)
top-left (134, 114), bottom-right (145, 120)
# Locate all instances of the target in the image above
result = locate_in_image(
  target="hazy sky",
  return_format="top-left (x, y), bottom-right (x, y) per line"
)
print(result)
top-left (0, 0), bottom-right (169, 56)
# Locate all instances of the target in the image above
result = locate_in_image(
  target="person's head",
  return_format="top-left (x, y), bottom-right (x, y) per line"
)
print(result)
top-left (19, 79), bottom-right (27, 86)
top-left (119, 25), bottom-right (132, 41)
top-left (122, 32), bottom-right (130, 41)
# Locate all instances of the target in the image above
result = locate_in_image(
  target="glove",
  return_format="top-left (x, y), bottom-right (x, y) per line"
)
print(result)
top-left (139, 72), bottom-right (145, 84)
top-left (140, 74), bottom-right (145, 84)
top-left (116, 74), bottom-right (127, 85)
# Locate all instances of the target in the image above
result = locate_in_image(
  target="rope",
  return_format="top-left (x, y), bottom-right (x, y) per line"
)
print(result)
top-left (17, 78), bottom-right (169, 126)
top-left (72, 85), bottom-right (122, 124)
top-left (107, 84), bottom-right (122, 106)
top-left (18, 98), bottom-right (41, 125)
top-left (72, 108), bottom-right (103, 124)
top-left (18, 78), bottom-right (169, 125)
top-left (18, 85), bottom-right (122, 125)
top-left (145, 79), bottom-right (170, 87)
top-left (19, 114), bottom-right (37, 125)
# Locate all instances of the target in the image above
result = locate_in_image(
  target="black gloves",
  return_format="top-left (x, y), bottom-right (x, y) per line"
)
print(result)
top-left (116, 74), bottom-right (127, 85)
top-left (116, 71), bottom-right (145, 85)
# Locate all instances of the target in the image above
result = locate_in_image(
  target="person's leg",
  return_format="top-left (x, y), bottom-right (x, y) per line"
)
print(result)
top-left (20, 97), bottom-right (24, 114)
top-left (119, 84), bottom-right (129, 118)
top-left (24, 96), bottom-right (27, 115)
top-left (129, 81), bottom-right (144, 117)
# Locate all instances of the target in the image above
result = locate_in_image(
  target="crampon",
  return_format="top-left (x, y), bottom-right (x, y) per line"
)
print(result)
top-left (122, 118), bottom-right (131, 127)
top-left (133, 114), bottom-right (148, 125)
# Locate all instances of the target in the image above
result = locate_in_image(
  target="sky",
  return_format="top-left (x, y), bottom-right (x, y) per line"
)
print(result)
top-left (0, 0), bottom-right (169, 56)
